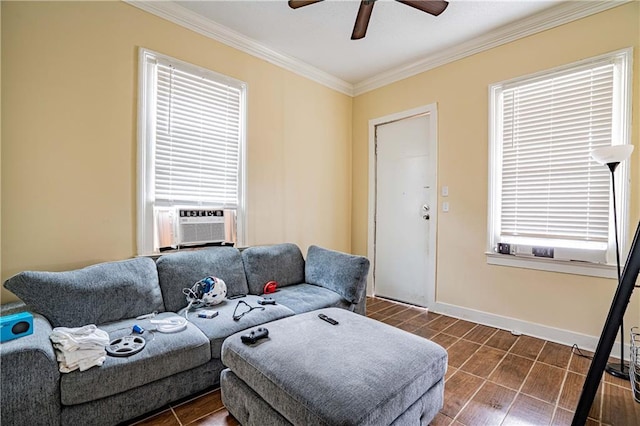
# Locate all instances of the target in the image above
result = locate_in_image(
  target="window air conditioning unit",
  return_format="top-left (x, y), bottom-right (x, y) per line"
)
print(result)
top-left (497, 243), bottom-right (606, 263)
top-left (154, 207), bottom-right (236, 251)
top-left (177, 209), bottom-right (226, 246)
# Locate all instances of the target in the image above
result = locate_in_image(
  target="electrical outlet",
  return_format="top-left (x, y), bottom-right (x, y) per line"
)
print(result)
top-left (497, 243), bottom-right (512, 255)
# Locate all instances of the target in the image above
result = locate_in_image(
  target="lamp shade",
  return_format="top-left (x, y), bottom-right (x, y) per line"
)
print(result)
top-left (591, 145), bottom-right (634, 165)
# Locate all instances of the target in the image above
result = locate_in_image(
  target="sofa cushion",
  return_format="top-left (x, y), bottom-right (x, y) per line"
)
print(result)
top-left (156, 247), bottom-right (249, 312)
top-left (59, 312), bottom-right (210, 406)
top-left (3, 257), bottom-right (164, 328)
top-left (268, 283), bottom-right (350, 314)
top-left (305, 245), bottom-right (370, 305)
top-left (60, 360), bottom-right (224, 426)
top-left (180, 295), bottom-right (295, 359)
top-left (241, 243), bottom-right (305, 295)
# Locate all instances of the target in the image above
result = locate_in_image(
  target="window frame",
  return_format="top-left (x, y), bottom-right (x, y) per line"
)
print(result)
top-left (137, 48), bottom-right (247, 255)
top-left (486, 48), bottom-right (633, 278)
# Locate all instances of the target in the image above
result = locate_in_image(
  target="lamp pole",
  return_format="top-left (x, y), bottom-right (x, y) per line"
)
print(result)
top-left (604, 161), bottom-right (629, 379)
top-left (574, 144), bottom-right (635, 425)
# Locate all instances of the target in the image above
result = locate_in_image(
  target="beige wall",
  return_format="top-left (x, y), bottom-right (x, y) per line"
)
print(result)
top-left (352, 2), bottom-right (640, 339)
top-left (1, 1), bottom-right (352, 303)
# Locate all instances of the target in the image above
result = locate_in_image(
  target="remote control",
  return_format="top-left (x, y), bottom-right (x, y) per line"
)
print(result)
top-left (257, 297), bottom-right (276, 305)
top-left (228, 294), bottom-right (247, 300)
top-left (318, 313), bottom-right (339, 325)
top-left (241, 327), bottom-right (269, 344)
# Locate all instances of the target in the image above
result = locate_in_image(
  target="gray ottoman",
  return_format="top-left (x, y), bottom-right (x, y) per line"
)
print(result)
top-left (221, 307), bottom-right (447, 425)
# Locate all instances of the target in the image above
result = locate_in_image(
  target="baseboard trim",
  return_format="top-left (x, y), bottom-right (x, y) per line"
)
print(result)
top-left (430, 302), bottom-right (630, 361)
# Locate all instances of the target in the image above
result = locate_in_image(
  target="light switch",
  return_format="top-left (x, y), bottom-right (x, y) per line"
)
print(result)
top-left (442, 202), bottom-right (449, 212)
top-left (441, 186), bottom-right (449, 197)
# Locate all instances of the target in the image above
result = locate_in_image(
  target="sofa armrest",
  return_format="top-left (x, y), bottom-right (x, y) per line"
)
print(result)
top-left (304, 246), bottom-right (370, 315)
top-left (1, 313), bottom-right (61, 426)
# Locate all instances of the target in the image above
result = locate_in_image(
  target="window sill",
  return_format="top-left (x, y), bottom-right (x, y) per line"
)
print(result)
top-left (485, 253), bottom-right (616, 279)
top-left (138, 244), bottom-right (248, 261)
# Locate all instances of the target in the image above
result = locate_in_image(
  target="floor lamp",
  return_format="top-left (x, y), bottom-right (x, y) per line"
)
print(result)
top-left (591, 144), bottom-right (635, 379)
top-left (573, 220), bottom-right (640, 425)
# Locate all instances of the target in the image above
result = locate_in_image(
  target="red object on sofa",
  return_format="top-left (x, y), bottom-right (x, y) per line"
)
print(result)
top-left (263, 281), bottom-right (278, 294)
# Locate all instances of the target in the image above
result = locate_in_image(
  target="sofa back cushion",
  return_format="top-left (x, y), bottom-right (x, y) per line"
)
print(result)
top-left (305, 245), bottom-right (370, 305)
top-left (3, 257), bottom-right (164, 328)
top-left (156, 247), bottom-right (249, 312)
top-left (241, 243), bottom-right (305, 295)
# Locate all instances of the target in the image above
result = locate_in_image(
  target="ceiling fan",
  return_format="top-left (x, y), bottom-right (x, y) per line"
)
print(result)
top-left (288, 0), bottom-right (449, 40)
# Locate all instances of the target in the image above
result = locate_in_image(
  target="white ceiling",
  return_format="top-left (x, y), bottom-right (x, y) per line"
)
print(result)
top-left (177, 0), bottom-right (560, 83)
top-left (129, 0), bottom-right (626, 95)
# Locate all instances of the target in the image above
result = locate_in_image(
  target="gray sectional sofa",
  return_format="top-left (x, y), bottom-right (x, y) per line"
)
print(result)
top-left (0, 243), bottom-right (370, 426)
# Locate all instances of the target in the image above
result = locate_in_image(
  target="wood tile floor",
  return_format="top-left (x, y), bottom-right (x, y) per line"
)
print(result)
top-left (129, 297), bottom-right (640, 426)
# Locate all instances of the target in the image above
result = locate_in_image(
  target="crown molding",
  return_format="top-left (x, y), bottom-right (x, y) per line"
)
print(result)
top-left (352, 0), bottom-right (630, 96)
top-left (124, 0), bottom-right (354, 96)
top-left (125, 0), bottom-right (628, 98)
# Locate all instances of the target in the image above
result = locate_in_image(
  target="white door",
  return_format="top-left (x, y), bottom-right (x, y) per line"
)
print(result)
top-left (370, 105), bottom-right (437, 307)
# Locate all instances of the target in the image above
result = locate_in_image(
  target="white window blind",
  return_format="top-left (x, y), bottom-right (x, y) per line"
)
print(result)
top-left (154, 61), bottom-right (242, 208)
top-left (487, 48), bottom-right (633, 274)
top-left (499, 64), bottom-right (614, 243)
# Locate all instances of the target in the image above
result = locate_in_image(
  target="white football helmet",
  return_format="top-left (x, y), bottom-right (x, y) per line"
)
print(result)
top-left (199, 276), bottom-right (227, 305)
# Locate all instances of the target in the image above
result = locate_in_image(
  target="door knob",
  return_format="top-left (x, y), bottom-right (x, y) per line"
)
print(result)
top-left (422, 214), bottom-right (430, 220)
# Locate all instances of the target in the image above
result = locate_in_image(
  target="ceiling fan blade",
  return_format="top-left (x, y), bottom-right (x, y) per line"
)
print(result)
top-left (396, 0), bottom-right (449, 16)
top-left (288, 0), bottom-right (324, 9)
top-left (351, 0), bottom-right (375, 40)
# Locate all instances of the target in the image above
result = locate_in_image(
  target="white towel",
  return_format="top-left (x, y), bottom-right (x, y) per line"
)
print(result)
top-left (55, 348), bottom-right (106, 373)
top-left (50, 325), bottom-right (110, 373)
top-left (50, 324), bottom-right (110, 351)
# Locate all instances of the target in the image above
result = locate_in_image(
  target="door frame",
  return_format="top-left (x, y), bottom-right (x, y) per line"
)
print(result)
top-left (367, 103), bottom-right (439, 308)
